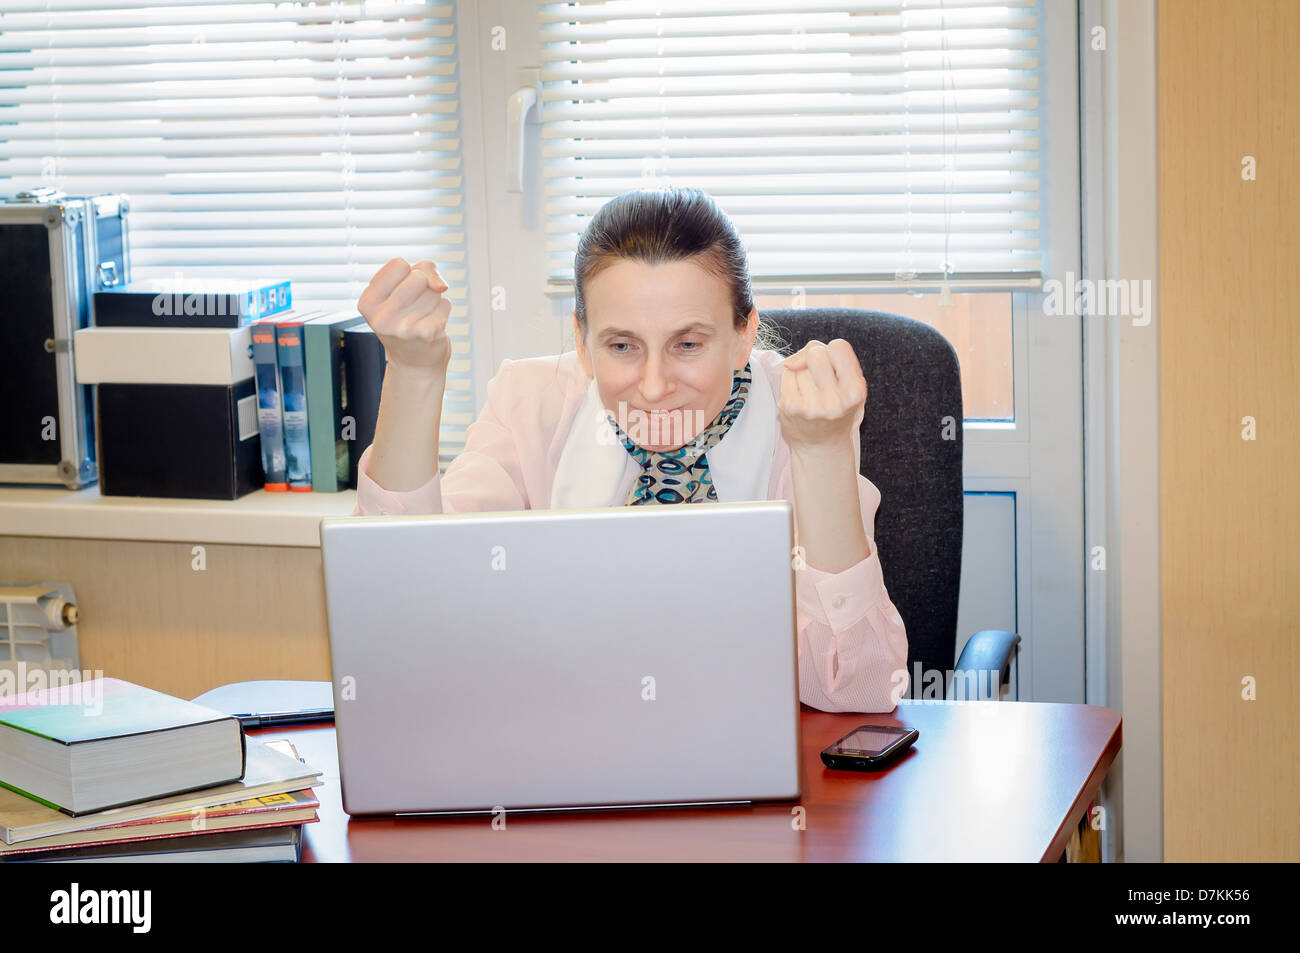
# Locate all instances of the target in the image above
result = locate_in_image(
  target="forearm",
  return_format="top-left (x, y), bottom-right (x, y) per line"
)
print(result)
top-left (366, 361), bottom-right (445, 492)
top-left (790, 438), bottom-right (870, 574)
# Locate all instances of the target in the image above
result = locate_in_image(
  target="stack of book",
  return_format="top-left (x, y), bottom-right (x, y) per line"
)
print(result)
top-left (0, 677), bottom-right (321, 863)
top-left (76, 277), bottom-right (371, 497)
top-left (249, 306), bottom-right (369, 493)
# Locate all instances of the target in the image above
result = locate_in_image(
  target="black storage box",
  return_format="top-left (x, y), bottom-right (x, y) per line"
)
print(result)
top-left (96, 380), bottom-right (263, 500)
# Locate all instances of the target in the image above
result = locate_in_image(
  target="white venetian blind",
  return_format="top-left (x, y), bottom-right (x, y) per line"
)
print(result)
top-left (538, 0), bottom-right (1042, 292)
top-left (0, 0), bottom-right (474, 463)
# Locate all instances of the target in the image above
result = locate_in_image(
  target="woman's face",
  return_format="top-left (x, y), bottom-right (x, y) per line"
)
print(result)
top-left (574, 257), bottom-right (758, 452)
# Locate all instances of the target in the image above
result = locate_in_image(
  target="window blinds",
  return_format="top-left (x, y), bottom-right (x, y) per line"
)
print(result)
top-left (0, 0), bottom-right (474, 463)
top-left (538, 0), bottom-right (1043, 292)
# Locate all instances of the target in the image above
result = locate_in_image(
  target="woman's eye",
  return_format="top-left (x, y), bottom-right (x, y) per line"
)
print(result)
top-left (608, 341), bottom-right (699, 354)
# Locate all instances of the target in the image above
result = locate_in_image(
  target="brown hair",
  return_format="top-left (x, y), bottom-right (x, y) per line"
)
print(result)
top-left (572, 186), bottom-right (787, 354)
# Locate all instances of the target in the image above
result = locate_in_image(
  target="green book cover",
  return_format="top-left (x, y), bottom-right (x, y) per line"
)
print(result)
top-left (0, 678), bottom-right (245, 816)
top-left (0, 678), bottom-right (233, 744)
top-left (304, 310), bottom-right (365, 492)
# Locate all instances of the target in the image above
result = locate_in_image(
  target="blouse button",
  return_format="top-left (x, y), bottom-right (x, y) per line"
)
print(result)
top-left (831, 594), bottom-right (846, 610)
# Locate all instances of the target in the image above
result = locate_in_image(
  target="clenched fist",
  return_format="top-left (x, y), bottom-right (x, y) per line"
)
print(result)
top-left (777, 339), bottom-right (868, 452)
top-left (358, 258), bottom-right (453, 376)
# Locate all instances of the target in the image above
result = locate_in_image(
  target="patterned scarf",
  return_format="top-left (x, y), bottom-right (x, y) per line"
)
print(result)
top-left (607, 362), bottom-right (753, 505)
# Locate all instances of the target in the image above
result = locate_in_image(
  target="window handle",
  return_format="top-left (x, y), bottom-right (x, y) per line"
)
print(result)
top-left (506, 68), bottom-right (541, 193)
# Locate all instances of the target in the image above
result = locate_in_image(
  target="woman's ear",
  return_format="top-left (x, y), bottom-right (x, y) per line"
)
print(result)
top-left (737, 306), bottom-right (759, 368)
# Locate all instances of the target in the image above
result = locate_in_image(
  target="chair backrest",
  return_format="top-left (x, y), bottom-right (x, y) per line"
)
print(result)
top-left (760, 309), bottom-right (964, 692)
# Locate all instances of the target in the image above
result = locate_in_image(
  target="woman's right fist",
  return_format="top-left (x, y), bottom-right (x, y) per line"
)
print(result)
top-left (358, 258), bottom-right (453, 375)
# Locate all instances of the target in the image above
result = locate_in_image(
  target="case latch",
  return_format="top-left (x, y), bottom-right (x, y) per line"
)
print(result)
top-left (14, 187), bottom-right (65, 203)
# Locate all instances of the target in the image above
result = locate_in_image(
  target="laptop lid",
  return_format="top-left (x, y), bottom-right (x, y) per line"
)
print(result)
top-left (319, 501), bottom-right (801, 815)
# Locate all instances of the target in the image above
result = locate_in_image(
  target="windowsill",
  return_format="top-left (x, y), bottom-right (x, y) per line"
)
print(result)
top-left (0, 483), bottom-right (358, 548)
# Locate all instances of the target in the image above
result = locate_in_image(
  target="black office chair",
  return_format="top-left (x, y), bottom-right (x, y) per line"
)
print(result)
top-left (761, 307), bottom-right (1021, 700)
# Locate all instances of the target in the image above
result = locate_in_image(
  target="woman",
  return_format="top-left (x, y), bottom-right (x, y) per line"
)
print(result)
top-left (351, 187), bottom-right (908, 713)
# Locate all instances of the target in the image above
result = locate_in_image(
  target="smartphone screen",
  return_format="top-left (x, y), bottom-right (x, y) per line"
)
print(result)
top-left (830, 725), bottom-right (914, 757)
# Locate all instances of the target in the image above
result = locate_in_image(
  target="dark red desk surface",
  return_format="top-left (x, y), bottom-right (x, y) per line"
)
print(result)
top-left (249, 700), bottom-right (1121, 862)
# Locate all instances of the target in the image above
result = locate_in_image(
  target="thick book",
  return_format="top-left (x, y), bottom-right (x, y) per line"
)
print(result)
top-left (275, 318), bottom-right (313, 491)
top-left (0, 737), bottom-right (319, 845)
top-left (303, 311), bottom-right (366, 491)
top-left (0, 788), bottom-right (318, 857)
top-left (94, 278), bottom-right (291, 329)
top-left (3, 821), bottom-right (304, 863)
top-left (341, 324), bottom-right (388, 489)
top-left (0, 678), bottom-right (245, 817)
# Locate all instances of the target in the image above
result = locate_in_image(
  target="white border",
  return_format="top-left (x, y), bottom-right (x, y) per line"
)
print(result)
top-left (454, 0), bottom-right (496, 414)
top-left (1080, 0), bottom-right (1163, 863)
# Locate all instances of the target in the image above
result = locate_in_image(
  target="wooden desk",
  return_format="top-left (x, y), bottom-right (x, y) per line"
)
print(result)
top-left (250, 700), bottom-right (1121, 862)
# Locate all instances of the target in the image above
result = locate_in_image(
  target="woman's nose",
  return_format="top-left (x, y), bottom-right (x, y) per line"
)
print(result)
top-left (639, 355), bottom-right (673, 402)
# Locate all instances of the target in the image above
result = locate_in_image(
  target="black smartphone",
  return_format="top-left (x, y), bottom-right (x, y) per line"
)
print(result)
top-left (820, 724), bottom-right (919, 771)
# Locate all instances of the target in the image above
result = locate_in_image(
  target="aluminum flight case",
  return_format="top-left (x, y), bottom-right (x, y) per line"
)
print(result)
top-left (0, 187), bottom-right (131, 488)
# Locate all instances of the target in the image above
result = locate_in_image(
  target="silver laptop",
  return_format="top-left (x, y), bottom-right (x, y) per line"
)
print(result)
top-left (318, 501), bottom-right (802, 815)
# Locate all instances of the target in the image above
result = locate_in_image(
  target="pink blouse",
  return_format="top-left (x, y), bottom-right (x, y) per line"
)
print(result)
top-left (350, 348), bottom-right (909, 713)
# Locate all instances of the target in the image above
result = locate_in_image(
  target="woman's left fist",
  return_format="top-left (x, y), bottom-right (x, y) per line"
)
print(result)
top-left (777, 339), bottom-right (867, 451)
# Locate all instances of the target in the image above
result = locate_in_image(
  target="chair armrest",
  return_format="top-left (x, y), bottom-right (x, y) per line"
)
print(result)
top-left (953, 629), bottom-right (1022, 700)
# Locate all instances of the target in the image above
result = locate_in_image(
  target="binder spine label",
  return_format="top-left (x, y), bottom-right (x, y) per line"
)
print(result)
top-left (236, 395), bottom-right (258, 442)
